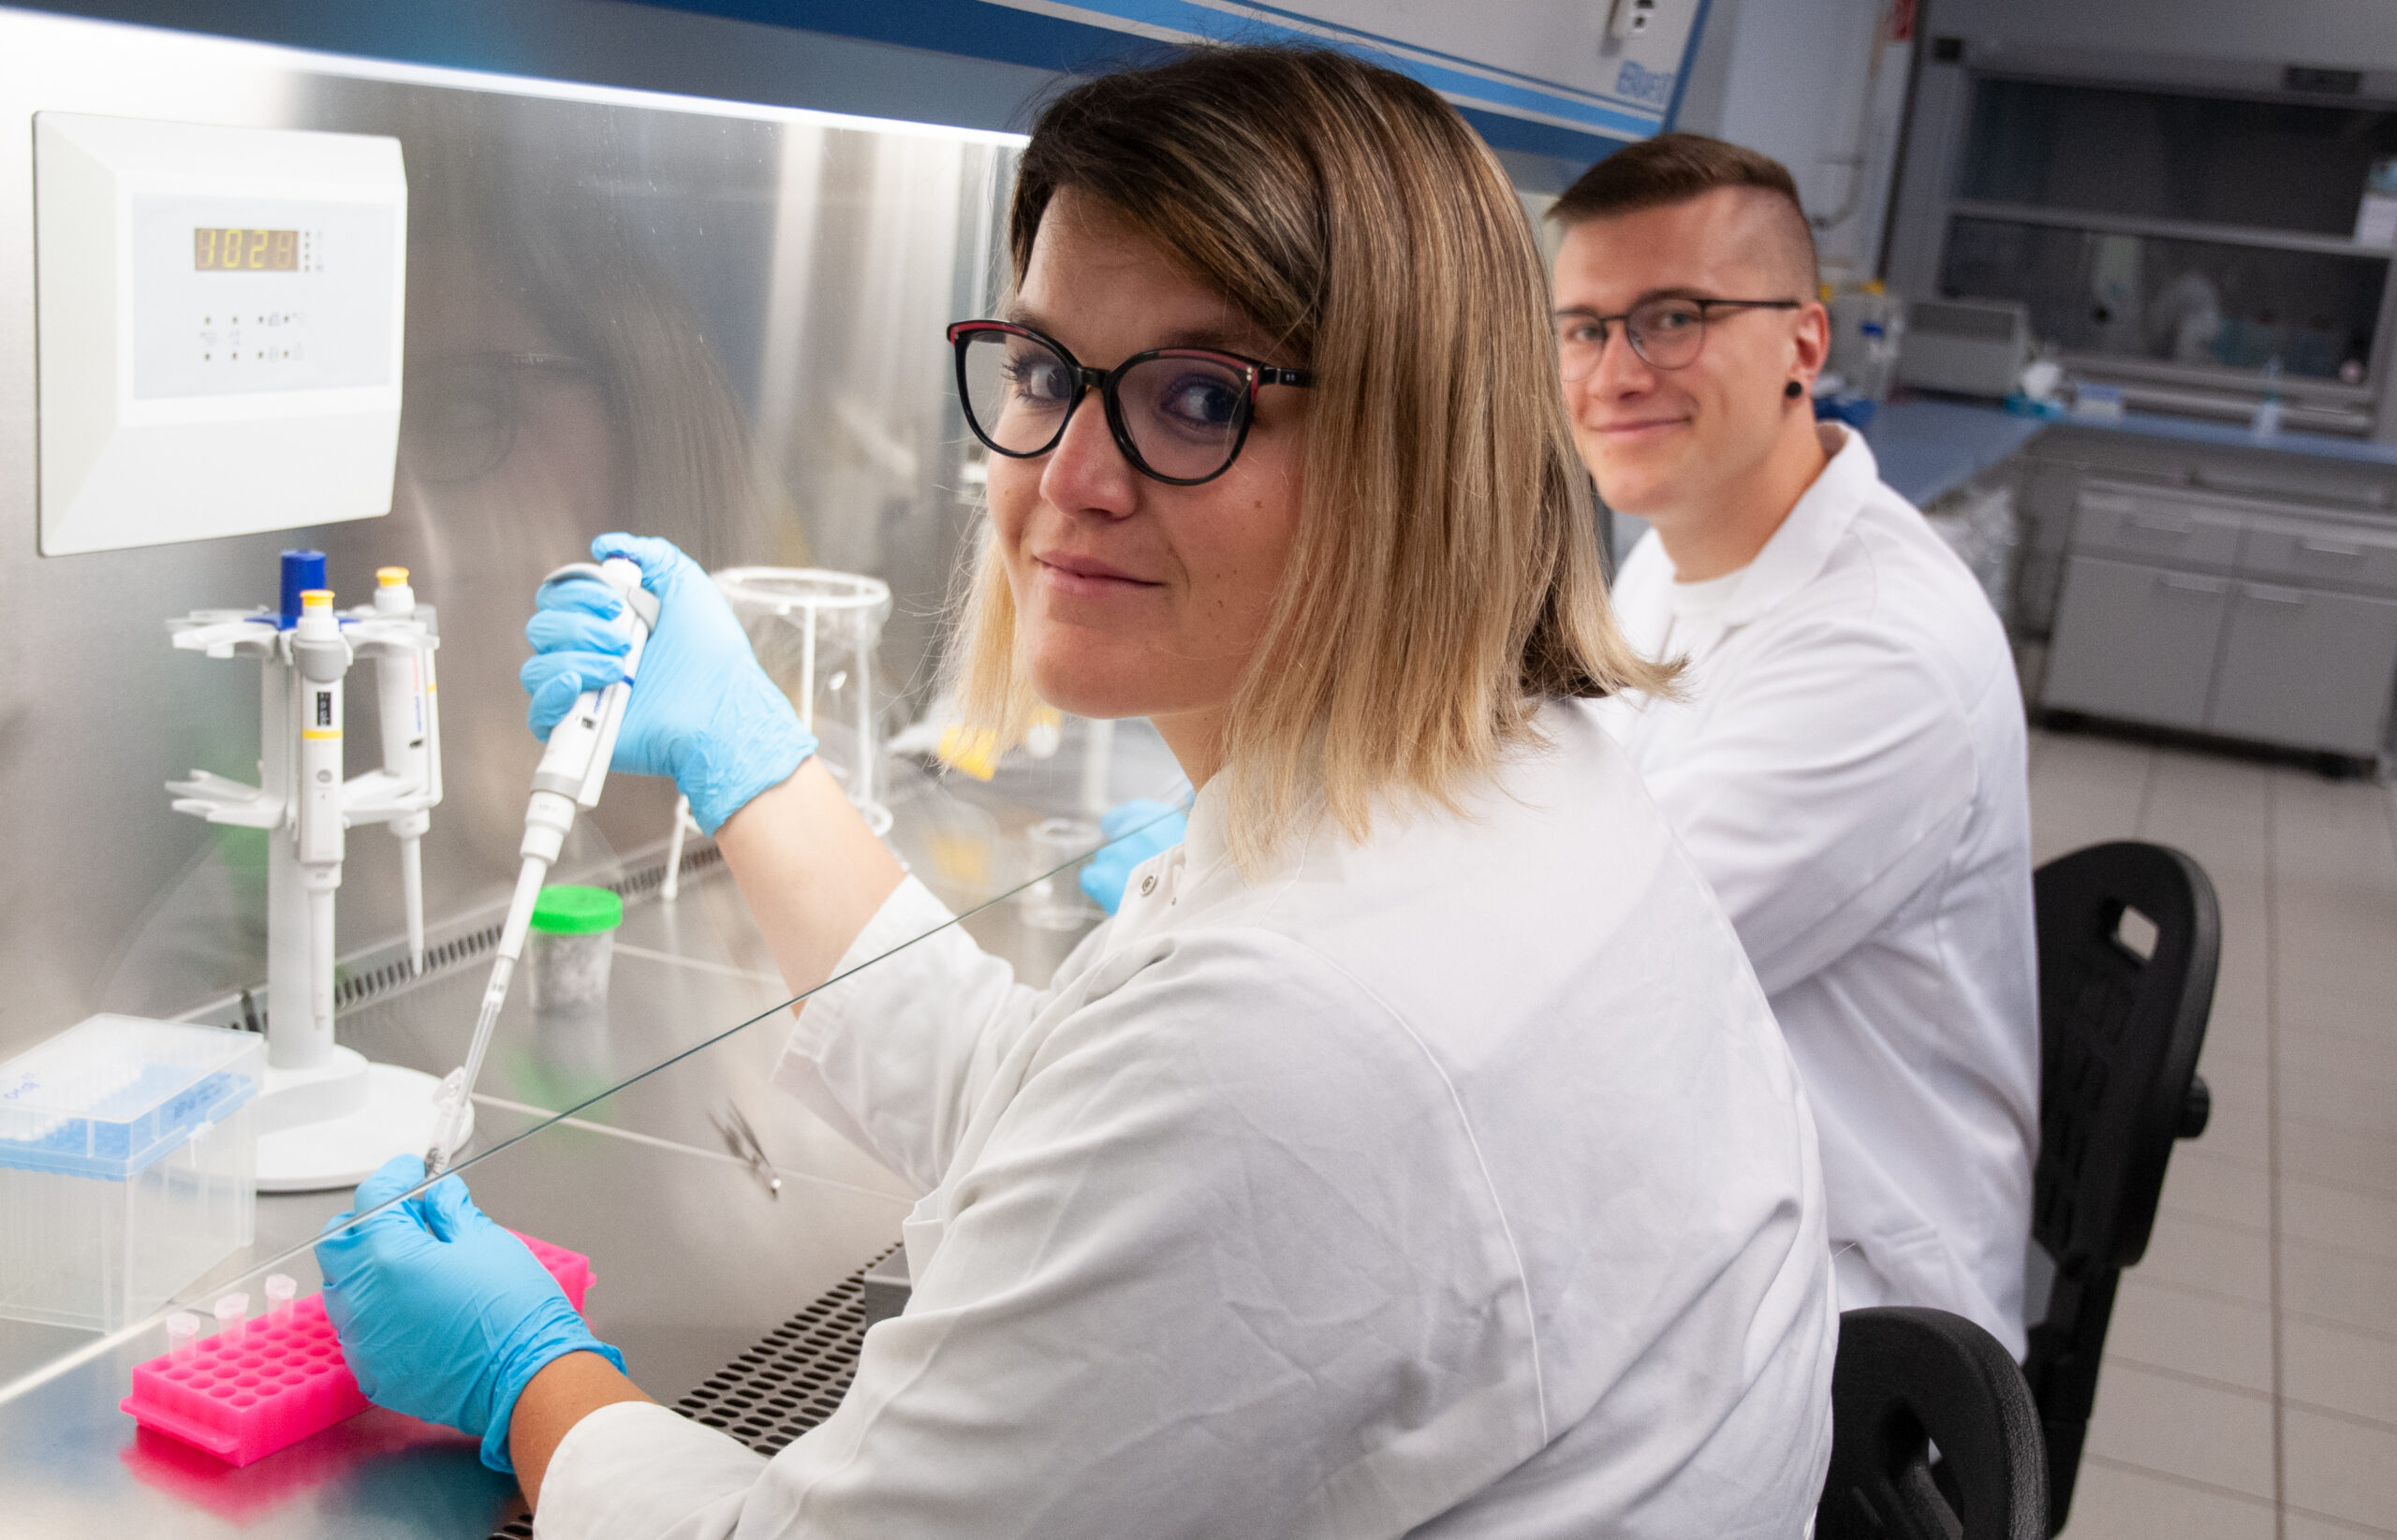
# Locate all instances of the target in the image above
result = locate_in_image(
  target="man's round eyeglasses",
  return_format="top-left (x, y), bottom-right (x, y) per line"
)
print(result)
top-left (1552, 296), bottom-right (1801, 381)
top-left (948, 320), bottom-right (1313, 487)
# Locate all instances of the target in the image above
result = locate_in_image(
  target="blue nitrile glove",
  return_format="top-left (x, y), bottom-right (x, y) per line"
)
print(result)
top-left (1079, 799), bottom-right (1189, 915)
top-left (315, 1155), bottom-right (624, 1474)
top-left (521, 534), bottom-right (815, 834)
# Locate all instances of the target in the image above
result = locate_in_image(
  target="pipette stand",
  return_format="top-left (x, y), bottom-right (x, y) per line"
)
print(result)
top-left (166, 555), bottom-right (464, 1192)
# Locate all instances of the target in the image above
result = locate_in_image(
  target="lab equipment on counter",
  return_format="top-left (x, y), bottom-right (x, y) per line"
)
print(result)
top-left (2069, 381), bottom-right (2127, 424)
top-left (526, 885), bottom-right (624, 1017)
top-left (426, 557), bottom-right (657, 1176)
top-left (34, 114), bottom-right (406, 556)
top-left (166, 552), bottom-right (448, 1192)
top-left (1825, 282), bottom-right (1904, 415)
top-left (120, 1232), bottom-right (594, 1467)
top-left (0, 1016), bottom-right (261, 1330)
top-left (2015, 355), bottom-right (2066, 409)
top-left (2251, 359), bottom-right (2286, 437)
top-left (1899, 298), bottom-right (2032, 400)
top-left (713, 567), bottom-right (893, 833)
top-left (213, 1291), bottom-right (250, 1349)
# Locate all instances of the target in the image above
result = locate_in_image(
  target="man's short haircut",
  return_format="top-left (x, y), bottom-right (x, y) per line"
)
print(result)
top-left (1549, 132), bottom-right (1819, 295)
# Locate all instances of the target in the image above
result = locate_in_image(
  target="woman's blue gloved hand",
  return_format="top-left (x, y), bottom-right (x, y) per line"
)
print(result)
top-left (315, 1155), bottom-right (624, 1474)
top-left (1079, 799), bottom-right (1190, 915)
top-left (521, 534), bottom-right (816, 834)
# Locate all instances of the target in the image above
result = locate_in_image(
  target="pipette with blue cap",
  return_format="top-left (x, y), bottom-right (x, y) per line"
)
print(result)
top-left (424, 557), bottom-right (658, 1174)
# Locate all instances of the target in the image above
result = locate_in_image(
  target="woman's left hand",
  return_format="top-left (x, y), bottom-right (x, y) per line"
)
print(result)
top-left (315, 1155), bottom-right (625, 1473)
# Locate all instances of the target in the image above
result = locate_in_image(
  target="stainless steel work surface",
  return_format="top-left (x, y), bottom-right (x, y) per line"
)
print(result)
top-left (0, 1112), bottom-right (906, 1539)
top-left (0, 766), bottom-right (1132, 1535)
top-left (332, 878), bottom-right (914, 1206)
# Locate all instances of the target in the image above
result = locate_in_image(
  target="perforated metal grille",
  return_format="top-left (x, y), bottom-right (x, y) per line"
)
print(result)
top-left (673, 1261), bottom-right (882, 1451)
top-left (488, 1248), bottom-right (884, 1540)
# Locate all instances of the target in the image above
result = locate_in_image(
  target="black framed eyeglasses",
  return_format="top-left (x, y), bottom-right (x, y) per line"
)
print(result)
top-left (1552, 296), bottom-right (1801, 381)
top-left (948, 320), bottom-right (1313, 487)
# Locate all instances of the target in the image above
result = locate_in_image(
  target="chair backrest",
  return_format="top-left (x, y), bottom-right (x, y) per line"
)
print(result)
top-left (1817, 1306), bottom-right (2049, 1540)
top-left (2023, 840), bottom-right (2219, 1533)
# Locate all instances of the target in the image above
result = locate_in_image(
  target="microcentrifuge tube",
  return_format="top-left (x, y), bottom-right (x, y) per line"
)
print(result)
top-left (166, 1313), bottom-right (201, 1363)
top-left (265, 1274), bottom-right (297, 1322)
top-left (213, 1292), bottom-right (250, 1348)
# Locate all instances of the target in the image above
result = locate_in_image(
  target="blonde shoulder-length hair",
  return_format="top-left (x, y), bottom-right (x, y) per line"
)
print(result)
top-left (951, 45), bottom-right (1675, 865)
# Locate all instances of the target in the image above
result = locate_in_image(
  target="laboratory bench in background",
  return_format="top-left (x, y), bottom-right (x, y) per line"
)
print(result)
top-left (0, 742), bottom-right (1135, 1540)
top-left (1862, 399), bottom-right (2397, 770)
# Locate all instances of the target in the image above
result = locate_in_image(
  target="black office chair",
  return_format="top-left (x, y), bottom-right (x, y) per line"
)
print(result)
top-left (2022, 842), bottom-right (2219, 1534)
top-left (1817, 1306), bottom-right (2048, 1540)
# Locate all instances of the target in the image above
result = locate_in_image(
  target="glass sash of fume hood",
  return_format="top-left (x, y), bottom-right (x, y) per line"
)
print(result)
top-left (1938, 213), bottom-right (2390, 385)
top-left (0, 4), bottom-right (1065, 1418)
top-left (1933, 74), bottom-right (2397, 424)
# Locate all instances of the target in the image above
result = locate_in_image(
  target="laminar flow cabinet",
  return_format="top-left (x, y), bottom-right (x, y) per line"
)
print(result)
top-left (2042, 478), bottom-right (2397, 760)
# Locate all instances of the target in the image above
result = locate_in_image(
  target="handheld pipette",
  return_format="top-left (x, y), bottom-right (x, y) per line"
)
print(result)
top-left (424, 558), bottom-right (658, 1173)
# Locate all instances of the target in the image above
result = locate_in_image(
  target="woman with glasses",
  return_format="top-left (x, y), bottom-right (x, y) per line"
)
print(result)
top-left (316, 46), bottom-right (1835, 1539)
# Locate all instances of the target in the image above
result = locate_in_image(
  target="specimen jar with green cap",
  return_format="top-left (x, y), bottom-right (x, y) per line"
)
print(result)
top-left (526, 885), bottom-right (624, 1016)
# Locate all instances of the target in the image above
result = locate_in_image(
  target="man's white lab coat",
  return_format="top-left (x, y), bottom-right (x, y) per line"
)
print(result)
top-left (1596, 426), bottom-right (2040, 1354)
top-left (537, 703), bottom-right (1835, 1539)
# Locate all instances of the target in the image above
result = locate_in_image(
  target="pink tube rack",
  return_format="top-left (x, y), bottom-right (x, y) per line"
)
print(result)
top-left (120, 1230), bottom-right (595, 1468)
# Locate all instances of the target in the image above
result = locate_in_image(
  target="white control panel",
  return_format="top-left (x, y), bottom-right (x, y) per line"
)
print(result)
top-left (36, 113), bottom-right (406, 556)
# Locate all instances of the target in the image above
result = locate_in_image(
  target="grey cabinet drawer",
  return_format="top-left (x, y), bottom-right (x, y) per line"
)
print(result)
top-left (2207, 582), bottom-right (2397, 755)
top-left (2071, 488), bottom-right (2243, 570)
top-left (2042, 556), bottom-right (2228, 729)
top-left (2192, 461), bottom-right (2390, 511)
top-left (2240, 519), bottom-right (2397, 596)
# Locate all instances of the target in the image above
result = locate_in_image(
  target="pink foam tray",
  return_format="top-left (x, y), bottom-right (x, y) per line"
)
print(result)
top-left (121, 1230), bottom-right (595, 1468)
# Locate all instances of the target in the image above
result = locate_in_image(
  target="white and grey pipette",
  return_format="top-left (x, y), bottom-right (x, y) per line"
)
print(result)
top-left (424, 557), bottom-right (658, 1174)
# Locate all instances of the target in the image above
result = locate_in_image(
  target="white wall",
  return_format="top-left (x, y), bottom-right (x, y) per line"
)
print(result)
top-left (1672, 0), bottom-right (1913, 284)
top-left (1274, 0), bottom-right (1706, 110)
top-left (981, 0), bottom-right (1708, 149)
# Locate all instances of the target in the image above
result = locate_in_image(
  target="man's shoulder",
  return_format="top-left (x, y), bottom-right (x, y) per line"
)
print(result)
top-left (1759, 484), bottom-right (2012, 674)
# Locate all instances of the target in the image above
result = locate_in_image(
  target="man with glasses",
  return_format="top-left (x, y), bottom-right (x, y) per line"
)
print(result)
top-left (1552, 134), bottom-right (2040, 1356)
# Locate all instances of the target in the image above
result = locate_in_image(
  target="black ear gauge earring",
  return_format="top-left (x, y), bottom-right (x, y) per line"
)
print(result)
top-left (1784, 379), bottom-right (1804, 399)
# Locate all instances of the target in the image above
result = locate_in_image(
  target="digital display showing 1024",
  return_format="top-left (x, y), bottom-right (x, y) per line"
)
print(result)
top-left (193, 227), bottom-right (299, 271)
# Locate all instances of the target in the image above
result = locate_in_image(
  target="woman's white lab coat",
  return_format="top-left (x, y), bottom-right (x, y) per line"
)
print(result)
top-left (536, 702), bottom-right (1835, 1540)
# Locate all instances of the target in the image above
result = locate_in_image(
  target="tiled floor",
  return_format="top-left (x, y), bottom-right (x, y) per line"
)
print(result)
top-left (2031, 728), bottom-right (2397, 1539)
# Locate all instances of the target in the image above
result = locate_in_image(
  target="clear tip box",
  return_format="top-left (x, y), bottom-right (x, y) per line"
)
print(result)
top-left (0, 1016), bottom-right (262, 1330)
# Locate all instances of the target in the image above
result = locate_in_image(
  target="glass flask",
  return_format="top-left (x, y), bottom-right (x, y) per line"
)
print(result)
top-left (714, 568), bottom-right (894, 834)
